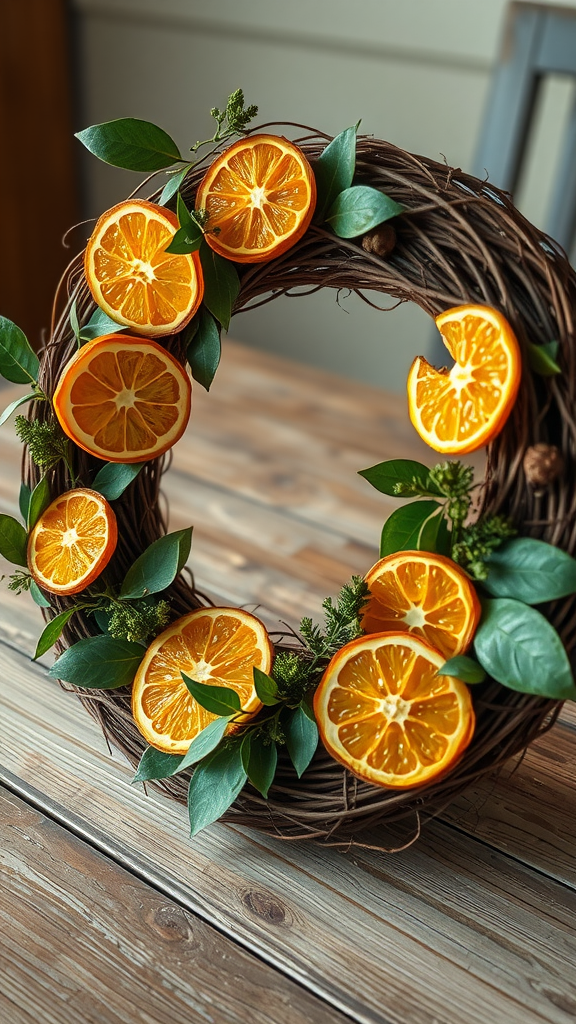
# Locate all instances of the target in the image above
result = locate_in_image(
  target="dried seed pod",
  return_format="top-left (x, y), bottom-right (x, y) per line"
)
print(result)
top-left (361, 223), bottom-right (396, 257)
top-left (523, 443), bottom-right (564, 489)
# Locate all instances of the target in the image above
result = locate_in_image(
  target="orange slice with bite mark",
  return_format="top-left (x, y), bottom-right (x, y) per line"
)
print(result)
top-left (27, 488), bottom-right (117, 595)
top-left (196, 134), bottom-right (316, 263)
top-left (314, 632), bottom-right (475, 789)
top-left (131, 607), bottom-right (273, 754)
top-left (362, 551), bottom-right (480, 659)
top-left (407, 304), bottom-right (521, 454)
top-left (84, 199), bottom-right (203, 336)
top-left (53, 333), bottom-right (191, 463)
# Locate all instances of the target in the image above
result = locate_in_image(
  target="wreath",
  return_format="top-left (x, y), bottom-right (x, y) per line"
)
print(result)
top-left (1, 90), bottom-right (575, 849)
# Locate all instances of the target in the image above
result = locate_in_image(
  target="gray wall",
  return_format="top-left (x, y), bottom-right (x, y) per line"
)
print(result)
top-left (72, 0), bottom-right (576, 390)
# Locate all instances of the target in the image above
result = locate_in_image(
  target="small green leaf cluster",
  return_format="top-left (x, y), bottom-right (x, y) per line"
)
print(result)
top-left (452, 516), bottom-right (517, 580)
top-left (15, 416), bottom-right (71, 472)
top-left (207, 89), bottom-right (259, 144)
top-left (106, 598), bottom-right (171, 644)
top-left (314, 125), bottom-right (403, 239)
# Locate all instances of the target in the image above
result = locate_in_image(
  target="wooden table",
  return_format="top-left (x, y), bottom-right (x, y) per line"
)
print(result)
top-left (1, 341), bottom-right (575, 1024)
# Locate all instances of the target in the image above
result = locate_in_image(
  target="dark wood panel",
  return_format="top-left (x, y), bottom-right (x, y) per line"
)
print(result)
top-left (0, 0), bottom-right (79, 347)
top-left (0, 785), bottom-right (349, 1024)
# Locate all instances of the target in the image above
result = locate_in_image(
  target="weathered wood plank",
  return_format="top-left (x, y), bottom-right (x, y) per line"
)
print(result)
top-left (0, 785), bottom-right (350, 1024)
top-left (1, 629), bottom-right (575, 1024)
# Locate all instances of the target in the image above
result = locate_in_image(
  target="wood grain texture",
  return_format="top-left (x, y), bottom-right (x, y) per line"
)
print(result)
top-left (0, 786), bottom-right (350, 1024)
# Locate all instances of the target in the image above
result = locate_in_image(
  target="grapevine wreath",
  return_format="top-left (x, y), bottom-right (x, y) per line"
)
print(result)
top-left (1, 91), bottom-right (576, 848)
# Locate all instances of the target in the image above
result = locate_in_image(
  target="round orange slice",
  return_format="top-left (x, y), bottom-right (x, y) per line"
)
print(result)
top-left (362, 551), bottom-right (480, 659)
top-left (28, 488), bottom-right (117, 595)
top-left (84, 199), bottom-right (203, 336)
top-left (132, 607), bottom-right (273, 754)
top-left (196, 134), bottom-right (316, 263)
top-left (407, 304), bottom-right (521, 453)
top-left (53, 334), bottom-right (191, 463)
top-left (314, 632), bottom-right (475, 789)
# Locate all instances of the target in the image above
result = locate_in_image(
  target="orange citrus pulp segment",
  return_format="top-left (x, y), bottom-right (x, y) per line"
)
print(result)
top-left (27, 488), bottom-right (117, 595)
top-left (196, 134), bottom-right (316, 263)
top-left (407, 304), bottom-right (521, 453)
top-left (131, 607), bottom-right (273, 754)
top-left (362, 551), bottom-right (480, 659)
top-left (84, 199), bottom-right (203, 336)
top-left (314, 632), bottom-right (475, 789)
top-left (53, 334), bottom-right (191, 463)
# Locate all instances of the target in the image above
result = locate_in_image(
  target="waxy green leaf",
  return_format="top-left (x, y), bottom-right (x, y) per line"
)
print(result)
top-left (69, 299), bottom-right (80, 343)
top-left (49, 635), bottom-right (144, 688)
top-left (133, 747), bottom-right (184, 783)
top-left (18, 483), bottom-right (31, 523)
top-left (474, 598), bottom-right (576, 700)
top-left (75, 118), bottom-right (182, 171)
top-left (199, 240), bottom-right (240, 331)
top-left (380, 500), bottom-right (443, 557)
top-left (27, 476), bottom-right (51, 530)
top-left (0, 391), bottom-right (37, 428)
top-left (0, 514), bottom-right (28, 566)
top-left (284, 704), bottom-right (318, 778)
top-left (358, 459), bottom-right (439, 497)
top-left (30, 579), bottom-right (51, 608)
top-left (314, 124), bottom-right (358, 220)
top-left (483, 537), bottom-right (576, 604)
top-left (120, 527), bottom-right (192, 599)
top-left (241, 732), bottom-right (277, 798)
top-left (326, 185), bottom-right (403, 239)
top-left (180, 716), bottom-right (230, 771)
top-left (79, 307), bottom-right (124, 343)
top-left (438, 655), bottom-right (487, 684)
top-left (159, 165), bottom-right (191, 206)
top-left (188, 742), bottom-right (247, 836)
top-left (34, 608), bottom-right (77, 660)
top-left (0, 317), bottom-right (39, 385)
top-left (165, 193), bottom-right (203, 254)
top-left (92, 461), bottom-right (143, 501)
top-left (181, 673), bottom-right (242, 716)
top-left (253, 666), bottom-right (279, 706)
top-left (185, 308), bottom-right (221, 391)
top-left (527, 340), bottom-right (561, 377)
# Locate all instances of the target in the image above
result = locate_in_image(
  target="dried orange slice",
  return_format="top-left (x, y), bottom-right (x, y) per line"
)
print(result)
top-left (314, 632), bottom-right (475, 789)
top-left (53, 334), bottom-right (191, 463)
top-left (407, 304), bottom-right (521, 453)
top-left (196, 134), bottom-right (316, 263)
top-left (132, 607), bottom-right (273, 754)
top-left (84, 199), bottom-right (203, 336)
top-left (27, 488), bottom-right (117, 595)
top-left (362, 551), bottom-right (480, 659)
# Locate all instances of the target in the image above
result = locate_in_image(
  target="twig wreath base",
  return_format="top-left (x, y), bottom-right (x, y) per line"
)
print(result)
top-left (29, 132), bottom-right (575, 847)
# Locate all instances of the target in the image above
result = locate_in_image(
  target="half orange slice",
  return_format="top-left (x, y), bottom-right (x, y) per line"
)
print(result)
top-left (28, 488), bottom-right (117, 595)
top-left (314, 632), bottom-right (475, 789)
top-left (362, 551), bottom-right (480, 659)
top-left (196, 134), bottom-right (316, 263)
top-left (84, 199), bottom-right (203, 336)
top-left (407, 304), bottom-right (521, 453)
top-left (132, 607), bottom-right (273, 754)
top-left (53, 334), bottom-right (191, 463)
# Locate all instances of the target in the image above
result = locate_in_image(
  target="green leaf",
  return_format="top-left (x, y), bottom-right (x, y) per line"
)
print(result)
top-left (284, 704), bottom-right (318, 778)
top-left (181, 673), bottom-right (242, 716)
top-left (165, 193), bottom-right (203, 254)
top-left (34, 608), bottom-right (77, 660)
top-left (27, 476), bottom-right (51, 530)
top-left (474, 598), bottom-right (576, 700)
top-left (93, 606), bottom-right (113, 633)
top-left (119, 527), bottom-right (192, 599)
top-left (314, 124), bottom-right (358, 220)
top-left (241, 732), bottom-right (277, 798)
top-left (159, 165), bottom-right (191, 206)
top-left (527, 340), bottom-right (561, 377)
top-left (0, 317), bottom-right (39, 384)
top-left (188, 742), bottom-right (247, 836)
top-left (133, 747), bottom-right (184, 783)
top-left (75, 118), bottom-right (182, 172)
top-left (358, 459), bottom-right (439, 496)
top-left (253, 666), bottom-right (279, 706)
top-left (79, 307), bottom-right (124, 343)
top-left (92, 461), bottom-right (143, 501)
top-left (199, 240), bottom-right (240, 331)
top-left (438, 654), bottom-right (486, 684)
top-left (185, 308), bottom-right (221, 391)
top-left (380, 500), bottom-right (442, 557)
top-left (0, 391), bottom-right (36, 428)
top-left (0, 514), bottom-right (28, 566)
top-left (326, 185), bottom-right (403, 239)
top-left (18, 483), bottom-right (31, 522)
top-left (483, 537), bottom-right (576, 604)
top-left (30, 579), bottom-right (51, 608)
top-left (180, 716), bottom-right (230, 770)
top-left (49, 635), bottom-right (144, 688)
top-left (69, 299), bottom-right (80, 343)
